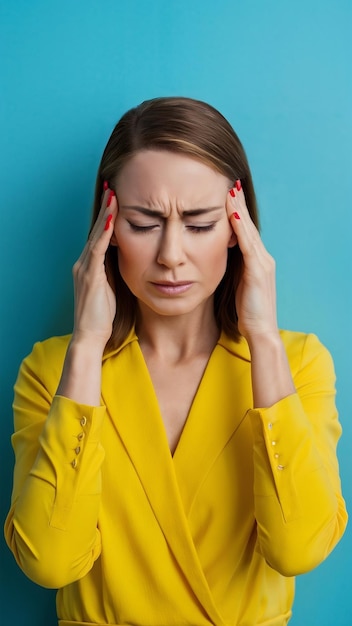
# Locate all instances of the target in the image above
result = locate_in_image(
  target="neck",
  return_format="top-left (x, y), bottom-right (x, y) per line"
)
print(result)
top-left (136, 299), bottom-right (219, 363)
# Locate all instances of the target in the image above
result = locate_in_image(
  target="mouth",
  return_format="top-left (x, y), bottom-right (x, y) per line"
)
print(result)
top-left (150, 281), bottom-right (194, 295)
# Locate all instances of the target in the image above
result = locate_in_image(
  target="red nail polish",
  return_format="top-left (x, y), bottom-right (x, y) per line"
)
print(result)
top-left (235, 180), bottom-right (242, 191)
top-left (230, 188), bottom-right (236, 198)
top-left (103, 181), bottom-right (109, 191)
top-left (104, 214), bottom-right (113, 231)
top-left (107, 190), bottom-right (114, 207)
top-left (233, 212), bottom-right (240, 220)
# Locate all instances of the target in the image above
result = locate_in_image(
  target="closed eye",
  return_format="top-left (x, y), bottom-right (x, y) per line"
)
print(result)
top-left (127, 221), bottom-right (217, 234)
top-left (187, 223), bottom-right (216, 233)
top-left (127, 221), bottom-right (159, 233)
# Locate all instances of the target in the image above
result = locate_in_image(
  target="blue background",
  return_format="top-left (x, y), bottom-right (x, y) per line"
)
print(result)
top-left (0, 1), bottom-right (351, 624)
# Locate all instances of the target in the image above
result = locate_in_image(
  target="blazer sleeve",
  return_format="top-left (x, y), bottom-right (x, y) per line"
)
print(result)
top-left (4, 340), bottom-right (106, 589)
top-left (248, 333), bottom-right (348, 577)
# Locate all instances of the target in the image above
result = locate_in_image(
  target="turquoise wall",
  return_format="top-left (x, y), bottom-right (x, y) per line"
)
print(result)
top-left (1, 1), bottom-right (351, 624)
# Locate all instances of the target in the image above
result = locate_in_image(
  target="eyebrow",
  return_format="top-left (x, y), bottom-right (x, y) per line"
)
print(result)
top-left (120, 205), bottom-right (224, 217)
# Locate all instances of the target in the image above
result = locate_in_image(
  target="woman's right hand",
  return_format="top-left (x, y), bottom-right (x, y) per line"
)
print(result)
top-left (71, 185), bottom-right (118, 350)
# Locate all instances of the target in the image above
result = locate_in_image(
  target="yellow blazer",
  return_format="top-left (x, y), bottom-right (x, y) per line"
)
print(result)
top-left (5, 329), bottom-right (347, 626)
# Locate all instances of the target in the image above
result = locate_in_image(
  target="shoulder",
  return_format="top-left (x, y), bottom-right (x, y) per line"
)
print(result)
top-left (26, 334), bottom-right (72, 364)
top-left (279, 330), bottom-right (335, 379)
top-left (279, 329), bottom-right (318, 366)
top-left (17, 335), bottom-right (72, 394)
top-left (219, 329), bottom-right (334, 380)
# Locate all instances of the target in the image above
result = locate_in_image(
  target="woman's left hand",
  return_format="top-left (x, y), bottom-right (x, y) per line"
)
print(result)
top-left (226, 182), bottom-right (279, 343)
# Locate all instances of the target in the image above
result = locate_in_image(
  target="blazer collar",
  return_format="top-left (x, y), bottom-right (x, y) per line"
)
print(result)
top-left (103, 326), bottom-right (251, 363)
top-left (101, 331), bottom-right (251, 624)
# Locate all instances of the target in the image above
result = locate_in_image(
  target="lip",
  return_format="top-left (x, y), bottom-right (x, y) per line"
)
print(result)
top-left (151, 281), bottom-right (194, 295)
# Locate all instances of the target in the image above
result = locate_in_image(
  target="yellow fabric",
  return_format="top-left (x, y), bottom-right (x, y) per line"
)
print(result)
top-left (4, 329), bottom-right (347, 626)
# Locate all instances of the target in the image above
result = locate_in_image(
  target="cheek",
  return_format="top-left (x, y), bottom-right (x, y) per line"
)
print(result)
top-left (211, 247), bottom-right (230, 278)
top-left (117, 240), bottom-right (141, 274)
top-left (116, 244), bottom-right (138, 292)
top-left (114, 221), bottom-right (139, 257)
top-left (206, 229), bottom-right (233, 278)
top-left (115, 231), bottom-right (154, 285)
top-left (208, 224), bottom-right (233, 258)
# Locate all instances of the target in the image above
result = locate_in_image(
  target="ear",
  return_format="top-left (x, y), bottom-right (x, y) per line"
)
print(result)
top-left (228, 231), bottom-right (237, 248)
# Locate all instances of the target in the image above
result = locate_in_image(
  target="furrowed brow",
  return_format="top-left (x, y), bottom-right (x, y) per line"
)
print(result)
top-left (120, 206), bottom-right (164, 217)
top-left (182, 206), bottom-right (223, 217)
top-left (121, 205), bottom-right (223, 217)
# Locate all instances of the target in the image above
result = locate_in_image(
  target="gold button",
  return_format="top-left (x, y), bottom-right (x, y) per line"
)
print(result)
top-left (71, 458), bottom-right (78, 469)
top-left (77, 432), bottom-right (85, 441)
top-left (277, 464), bottom-right (285, 471)
top-left (274, 453), bottom-right (279, 459)
top-left (271, 440), bottom-right (277, 446)
top-left (80, 416), bottom-right (87, 427)
top-left (75, 446), bottom-right (81, 455)
top-left (268, 422), bottom-right (273, 430)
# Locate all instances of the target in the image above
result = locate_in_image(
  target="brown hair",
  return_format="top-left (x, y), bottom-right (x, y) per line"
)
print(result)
top-left (90, 97), bottom-right (259, 351)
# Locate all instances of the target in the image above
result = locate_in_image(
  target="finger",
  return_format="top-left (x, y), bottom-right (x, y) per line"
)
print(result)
top-left (226, 182), bottom-right (264, 259)
top-left (226, 181), bottom-right (255, 228)
top-left (90, 188), bottom-right (116, 238)
top-left (90, 187), bottom-right (115, 239)
top-left (79, 191), bottom-right (118, 267)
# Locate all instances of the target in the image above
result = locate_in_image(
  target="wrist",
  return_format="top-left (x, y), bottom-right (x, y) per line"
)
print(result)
top-left (56, 335), bottom-right (104, 405)
top-left (245, 329), bottom-right (282, 353)
top-left (247, 331), bottom-right (296, 408)
top-left (69, 331), bottom-right (107, 358)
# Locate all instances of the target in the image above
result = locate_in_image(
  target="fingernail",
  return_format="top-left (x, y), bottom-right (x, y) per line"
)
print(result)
top-left (104, 214), bottom-right (113, 231)
top-left (235, 180), bottom-right (242, 191)
top-left (230, 188), bottom-right (236, 198)
top-left (107, 190), bottom-right (115, 207)
top-left (103, 181), bottom-right (109, 191)
top-left (233, 212), bottom-right (240, 220)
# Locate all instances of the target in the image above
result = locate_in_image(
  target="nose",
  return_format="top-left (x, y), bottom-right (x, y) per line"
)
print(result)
top-left (156, 221), bottom-right (186, 268)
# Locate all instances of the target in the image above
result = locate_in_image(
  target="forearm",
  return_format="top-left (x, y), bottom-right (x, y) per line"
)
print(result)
top-left (247, 332), bottom-right (295, 408)
top-left (249, 394), bottom-right (347, 576)
top-left (6, 394), bottom-right (106, 588)
top-left (247, 333), bottom-right (348, 575)
top-left (56, 336), bottom-right (105, 406)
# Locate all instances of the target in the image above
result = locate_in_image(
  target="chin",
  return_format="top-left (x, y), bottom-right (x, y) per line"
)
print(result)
top-left (137, 293), bottom-right (214, 319)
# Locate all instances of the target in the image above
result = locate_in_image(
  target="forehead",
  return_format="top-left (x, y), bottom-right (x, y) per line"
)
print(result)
top-left (116, 150), bottom-right (229, 199)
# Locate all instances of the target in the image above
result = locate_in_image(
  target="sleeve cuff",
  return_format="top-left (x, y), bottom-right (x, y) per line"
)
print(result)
top-left (31, 395), bottom-right (106, 530)
top-left (248, 393), bottom-right (323, 522)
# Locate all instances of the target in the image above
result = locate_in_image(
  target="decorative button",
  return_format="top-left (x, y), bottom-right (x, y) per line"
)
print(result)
top-left (271, 440), bottom-right (277, 446)
top-left (71, 458), bottom-right (78, 469)
top-left (274, 453), bottom-right (280, 459)
top-left (77, 432), bottom-right (85, 441)
top-left (277, 464), bottom-right (285, 471)
top-left (75, 446), bottom-right (81, 455)
top-left (80, 416), bottom-right (87, 427)
top-left (268, 422), bottom-right (273, 430)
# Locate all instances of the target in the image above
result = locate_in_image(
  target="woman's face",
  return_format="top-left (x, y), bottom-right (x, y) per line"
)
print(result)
top-left (113, 150), bottom-right (236, 319)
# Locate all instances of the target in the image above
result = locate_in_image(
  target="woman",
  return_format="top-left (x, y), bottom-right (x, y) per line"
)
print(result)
top-left (5, 97), bottom-right (347, 626)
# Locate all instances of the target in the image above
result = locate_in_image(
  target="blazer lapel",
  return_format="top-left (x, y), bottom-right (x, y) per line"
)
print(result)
top-left (101, 337), bottom-right (228, 625)
top-left (173, 333), bottom-right (252, 516)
